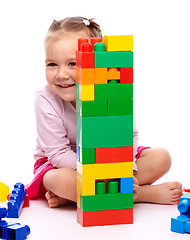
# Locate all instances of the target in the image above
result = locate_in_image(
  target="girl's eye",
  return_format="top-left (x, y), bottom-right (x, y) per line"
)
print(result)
top-left (69, 62), bottom-right (76, 67)
top-left (47, 63), bottom-right (57, 67)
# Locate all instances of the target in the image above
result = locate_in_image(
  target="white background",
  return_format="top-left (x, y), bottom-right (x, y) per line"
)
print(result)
top-left (0, 0), bottom-right (190, 193)
top-left (1, 1), bottom-right (190, 239)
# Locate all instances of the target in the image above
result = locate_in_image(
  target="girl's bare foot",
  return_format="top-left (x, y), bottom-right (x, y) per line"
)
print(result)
top-left (45, 191), bottom-right (73, 208)
top-left (134, 181), bottom-right (183, 205)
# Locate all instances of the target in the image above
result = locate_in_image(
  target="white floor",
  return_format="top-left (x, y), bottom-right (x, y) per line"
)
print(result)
top-left (0, 197), bottom-right (189, 240)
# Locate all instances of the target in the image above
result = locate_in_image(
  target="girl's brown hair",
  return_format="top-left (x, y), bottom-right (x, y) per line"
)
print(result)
top-left (45, 16), bottom-right (102, 46)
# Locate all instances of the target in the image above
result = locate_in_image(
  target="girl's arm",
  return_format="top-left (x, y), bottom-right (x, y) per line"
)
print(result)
top-left (34, 93), bottom-right (76, 170)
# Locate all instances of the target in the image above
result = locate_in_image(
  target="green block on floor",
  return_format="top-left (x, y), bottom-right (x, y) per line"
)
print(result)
top-left (108, 99), bottom-right (133, 116)
top-left (81, 148), bottom-right (95, 164)
top-left (76, 99), bottom-right (108, 117)
top-left (80, 193), bottom-right (133, 211)
top-left (95, 51), bottom-right (133, 68)
top-left (95, 83), bottom-right (133, 100)
top-left (76, 114), bottom-right (133, 148)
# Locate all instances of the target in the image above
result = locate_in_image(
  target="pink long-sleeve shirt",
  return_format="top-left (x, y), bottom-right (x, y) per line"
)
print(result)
top-left (34, 85), bottom-right (139, 171)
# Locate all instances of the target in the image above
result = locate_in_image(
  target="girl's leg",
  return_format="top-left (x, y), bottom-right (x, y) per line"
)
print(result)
top-left (43, 167), bottom-right (77, 208)
top-left (134, 148), bottom-right (183, 204)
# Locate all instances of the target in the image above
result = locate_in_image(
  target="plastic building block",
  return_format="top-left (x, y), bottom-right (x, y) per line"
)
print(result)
top-left (76, 99), bottom-right (107, 117)
top-left (80, 193), bottom-right (133, 211)
top-left (94, 68), bottom-right (107, 84)
top-left (95, 146), bottom-right (133, 164)
top-left (95, 181), bottom-right (106, 195)
top-left (76, 114), bottom-right (133, 148)
top-left (79, 84), bottom-right (94, 101)
top-left (171, 193), bottom-right (190, 234)
top-left (78, 38), bottom-right (88, 51)
top-left (119, 178), bottom-right (133, 193)
top-left (90, 37), bottom-right (102, 51)
top-left (77, 173), bottom-right (95, 196)
top-left (94, 83), bottom-right (133, 100)
top-left (107, 180), bottom-right (119, 194)
top-left (120, 67), bottom-right (133, 83)
top-left (76, 41), bottom-right (94, 68)
top-left (23, 195), bottom-right (29, 208)
top-left (108, 99), bottom-right (133, 116)
top-left (184, 188), bottom-right (190, 193)
top-left (94, 43), bottom-right (133, 68)
top-left (77, 161), bottom-right (133, 180)
top-left (6, 224), bottom-right (30, 240)
top-left (171, 216), bottom-right (190, 234)
top-left (107, 68), bottom-right (120, 80)
top-left (76, 67), bottom-right (94, 85)
top-left (77, 207), bottom-right (133, 227)
top-left (0, 182), bottom-right (9, 201)
top-left (0, 207), bottom-right (30, 239)
top-left (7, 183), bottom-right (26, 218)
top-left (80, 147), bottom-right (95, 164)
top-left (103, 35), bottom-right (133, 52)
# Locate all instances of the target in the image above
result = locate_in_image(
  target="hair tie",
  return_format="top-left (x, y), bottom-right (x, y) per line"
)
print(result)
top-left (83, 19), bottom-right (90, 26)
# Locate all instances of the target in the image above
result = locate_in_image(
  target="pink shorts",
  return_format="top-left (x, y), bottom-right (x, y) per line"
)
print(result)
top-left (26, 146), bottom-right (150, 199)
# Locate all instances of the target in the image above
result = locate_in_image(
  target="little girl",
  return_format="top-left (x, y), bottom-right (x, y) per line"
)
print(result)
top-left (26, 16), bottom-right (182, 208)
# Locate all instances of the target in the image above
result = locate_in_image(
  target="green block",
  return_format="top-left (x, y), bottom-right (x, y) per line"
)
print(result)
top-left (80, 193), bottom-right (133, 211)
top-left (108, 99), bottom-right (133, 116)
top-left (76, 99), bottom-right (107, 117)
top-left (76, 114), bottom-right (133, 148)
top-left (95, 83), bottom-right (133, 100)
top-left (108, 180), bottom-right (119, 194)
top-left (95, 181), bottom-right (106, 195)
top-left (76, 82), bottom-right (79, 99)
top-left (81, 148), bottom-right (95, 164)
top-left (95, 51), bottom-right (133, 68)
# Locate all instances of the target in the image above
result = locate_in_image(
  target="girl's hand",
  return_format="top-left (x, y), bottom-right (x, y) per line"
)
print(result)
top-left (133, 176), bottom-right (139, 200)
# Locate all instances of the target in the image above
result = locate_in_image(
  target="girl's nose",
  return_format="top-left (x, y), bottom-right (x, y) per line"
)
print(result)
top-left (57, 67), bottom-right (69, 80)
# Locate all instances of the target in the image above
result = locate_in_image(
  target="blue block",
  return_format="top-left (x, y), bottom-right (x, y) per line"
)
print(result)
top-left (76, 145), bottom-right (80, 162)
top-left (0, 221), bottom-right (15, 239)
top-left (6, 224), bottom-right (30, 240)
top-left (7, 183), bottom-right (26, 218)
top-left (178, 193), bottom-right (190, 217)
top-left (171, 215), bottom-right (190, 234)
top-left (0, 207), bottom-right (8, 220)
top-left (119, 178), bottom-right (133, 194)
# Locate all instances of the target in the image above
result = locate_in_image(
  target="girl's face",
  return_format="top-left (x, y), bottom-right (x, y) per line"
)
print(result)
top-left (45, 31), bottom-right (88, 102)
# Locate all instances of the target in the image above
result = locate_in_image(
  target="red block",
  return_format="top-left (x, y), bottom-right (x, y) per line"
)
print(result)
top-left (120, 67), bottom-right (133, 83)
top-left (91, 37), bottom-right (102, 51)
top-left (77, 207), bottom-right (133, 227)
top-left (23, 194), bottom-right (30, 208)
top-left (95, 146), bottom-right (133, 164)
top-left (78, 38), bottom-right (89, 51)
top-left (76, 40), bottom-right (95, 68)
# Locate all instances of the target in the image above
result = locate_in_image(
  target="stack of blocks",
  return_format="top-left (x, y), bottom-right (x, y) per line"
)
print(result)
top-left (76, 35), bottom-right (134, 227)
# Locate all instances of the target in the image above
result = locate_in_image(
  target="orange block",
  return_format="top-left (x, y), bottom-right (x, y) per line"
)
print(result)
top-left (94, 68), bottom-right (107, 84)
top-left (76, 67), bottom-right (94, 85)
top-left (77, 207), bottom-right (133, 227)
top-left (95, 146), bottom-right (133, 164)
top-left (107, 68), bottom-right (120, 80)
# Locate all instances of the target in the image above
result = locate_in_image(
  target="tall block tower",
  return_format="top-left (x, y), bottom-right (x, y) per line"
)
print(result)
top-left (76, 35), bottom-right (133, 227)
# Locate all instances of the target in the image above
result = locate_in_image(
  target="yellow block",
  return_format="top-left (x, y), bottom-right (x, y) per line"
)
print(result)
top-left (79, 84), bottom-right (94, 101)
top-left (77, 191), bottom-right (80, 208)
top-left (76, 67), bottom-right (94, 85)
top-left (94, 68), bottom-right (107, 84)
top-left (103, 35), bottom-right (133, 51)
top-left (107, 68), bottom-right (120, 80)
top-left (77, 172), bottom-right (95, 196)
top-left (77, 162), bottom-right (133, 180)
top-left (0, 182), bottom-right (9, 201)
